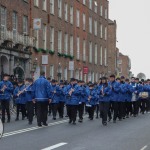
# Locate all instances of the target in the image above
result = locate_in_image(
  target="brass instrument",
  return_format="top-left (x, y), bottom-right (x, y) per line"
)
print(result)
top-left (0, 85), bottom-right (7, 93)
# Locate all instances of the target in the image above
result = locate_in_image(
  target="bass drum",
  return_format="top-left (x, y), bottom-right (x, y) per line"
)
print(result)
top-left (0, 119), bottom-right (4, 139)
top-left (131, 93), bottom-right (136, 102)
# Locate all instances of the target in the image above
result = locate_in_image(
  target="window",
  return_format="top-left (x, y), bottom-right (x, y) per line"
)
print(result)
top-left (88, 72), bottom-right (91, 82)
top-left (89, 17), bottom-right (92, 33)
top-left (76, 10), bottom-right (80, 27)
top-left (64, 33), bottom-right (68, 54)
top-left (80, 71), bottom-right (83, 80)
top-left (70, 35), bottom-right (73, 55)
top-left (70, 70), bottom-right (74, 78)
top-left (23, 16), bottom-right (28, 34)
top-left (105, 8), bottom-right (108, 19)
top-left (83, 0), bottom-right (86, 5)
top-left (43, 0), bottom-right (47, 11)
top-left (89, 42), bottom-right (92, 63)
top-left (0, 6), bottom-right (6, 38)
top-left (64, 68), bottom-right (68, 80)
top-left (100, 5), bottom-right (103, 16)
top-left (92, 72), bottom-right (95, 83)
top-left (83, 40), bottom-right (86, 61)
top-left (95, 44), bottom-right (97, 64)
top-left (64, 3), bottom-right (68, 21)
top-left (70, 6), bottom-right (73, 24)
top-left (83, 13), bottom-right (86, 30)
top-left (94, 1), bottom-right (98, 13)
top-left (50, 65), bottom-right (54, 79)
top-left (95, 73), bottom-right (98, 82)
top-left (104, 48), bottom-right (107, 66)
top-left (12, 11), bottom-right (17, 41)
top-left (100, 46), bottom-right (103, 65)
top-left (77, 37), bottom-right (80, 60)
top-left (58, 0), bottom-right (62, 18)
top-left (34, 0), bottom-right (39, 7)
top-left (75, 70), bottom-right (79, 80)
top-left (58, 31), bottom-right (62, 52)
top-left (104, 27), bottom-right (107, 40)
top-left (84, 74), bottom-right (87, 82)
top-left (100, 24), bottom-right (103, 38)
top-left (42, 24), bottom-right (47, 49)
top-left (89, 0), bottom-right (92, 9)
top-left (50, 27), bottom-right (54, 50)
top-left (94, 20), bottom-right (97, 36)
top-left (50, 0), bottom-right (54, 14)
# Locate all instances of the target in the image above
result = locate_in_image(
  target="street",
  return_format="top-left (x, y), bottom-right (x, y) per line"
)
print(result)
top-left (1, 113), bottom-right (150, 150)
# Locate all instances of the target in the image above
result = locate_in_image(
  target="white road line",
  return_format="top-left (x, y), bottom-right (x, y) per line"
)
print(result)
top-left (3, 119), bottom-right (69, 138)
top-left (141, 145), bottom-right (148, 150)
top-left (41, 143), bottom-right (67, 150)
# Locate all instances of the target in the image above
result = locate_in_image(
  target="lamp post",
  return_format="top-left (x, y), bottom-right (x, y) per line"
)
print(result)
top-left (30, 58), bottom-right (37, 76)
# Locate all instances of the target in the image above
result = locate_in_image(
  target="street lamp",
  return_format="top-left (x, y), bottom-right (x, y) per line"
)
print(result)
top-left (30, 58), bottom-right (38, 74)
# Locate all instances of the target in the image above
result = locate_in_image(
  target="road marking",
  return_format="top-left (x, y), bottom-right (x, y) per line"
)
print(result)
top-left (41, 143), bottom-right (67, 150)
top-left (3, 119), bottom-right (69, 138)
top-left (141, 145), bottom-right (148, 150)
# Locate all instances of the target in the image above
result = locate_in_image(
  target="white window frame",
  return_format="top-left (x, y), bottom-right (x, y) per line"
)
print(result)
top-left (104, 48), bottom-right (107, 66)
top-left (83, 13), bottom-right (86, 31)
top-left (83, 40), bottom-right (86, 61)
top-left (70, 35), bottom-right (73, 55)
top-left (89, 42), bottom-right (92, 63)
top-left (58, 31), bottom-right (62, 52)
top-left (70, 6), bottom-right (73, 24)
top-left (64, 68), bottom-right (68, 80)
top-left (100, 5), bottom-right (103, 16)
top-left (95, 44), bottom-right (97, 64)
top-left (43, 0), bottom-right (47, 11)
top-left (105, 8), bottom-right (108, 19)
top-left (64, 33), bottom-right (68, 54)
top-left (77, 37), bottom-right (80, 60)
top-left (76, 10), bottom-right (80, 27)
top-left (64, 3), bottom-right (68, 21)
top-left (105, 26), bottom-right (107, 40)
top-left (50, 27), bottom-right (54, 50)
top-left (50, 0), bottom-right (54, 14)
top-left (43, 24), bottom-right (47, 49)
top-left (34, 0), bottom-right (39, 7)
top-left (100, 24), bottom-right (103, 38)
top-left (89, 17), bottom-right (92, 33)
top-left (94, 20), bottom-right (97, 36)
top-left (12, 11), bottom-right (17, 41)
top-left (100, 46), bottom-right (103, 65)
top-left (58, 0), bottom-right (62, 18)
top-left (89, 0), bottom-right (92, 9)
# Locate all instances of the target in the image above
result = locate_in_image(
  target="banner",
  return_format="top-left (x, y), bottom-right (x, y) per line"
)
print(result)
top-left (83, 66), bottom-right (88, 74)
top-left (33, 18), bottom-right (41, 30)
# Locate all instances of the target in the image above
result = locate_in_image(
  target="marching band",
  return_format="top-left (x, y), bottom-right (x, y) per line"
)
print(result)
top-left (0, 72), bottom-right (150, 127)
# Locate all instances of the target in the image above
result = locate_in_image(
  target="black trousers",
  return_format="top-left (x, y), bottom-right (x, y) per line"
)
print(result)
top-left (99, 102), bottom-right (110, 123)
top-left (112, 101), bottom-right (118, 121)
top-left (16, 104), bottom-right (26, 119)
top-left (1, 100), bottom-right (10, 122)
top-left (132, 101), bottom-right (138, 115)
top-left (96, 104), bottom-right (100, 118)
top-left (51, 103), bottom-right (58, 118)
top-left (26, 101), bottom-right (34, 123)
top-left (141, 99), bottom-right (147, 113)
top-left (126, 102), bottom-right (132, 116)
top-left (58, 101), bottom-right (65, 118)
top-left (78, 102), bottom-right (85, 120)
top-left (146, 98), bottom-right (150, 112)
top-left (36, 101), bottom-right (48, 124)
top-left (67, 105), bottom-right (78, 123)
top-left (48, 103), bottom-right (52, 115)
top-left (86, 105), bottom-right (95, 119)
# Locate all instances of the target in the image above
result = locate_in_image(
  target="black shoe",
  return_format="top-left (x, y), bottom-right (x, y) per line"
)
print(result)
top-left (123, 117), bottom-right (125, 119)
top-left (28, 122), bottom-right (32, 125)
top-left (15, 118), bottom-right (19, 121)
top-left (126, 115), bottom-right (129, 118)
top-left (90, 118), bottom-right (93, 120)
top-left (103, 122), bottom-right (107, 126)
top-left (78, 119), bottom-right (83, 123)
top-left (73, 122), bottom-right (76, 125)
top-left (43, 123), bottom-right (48, 126)
top-left (53, 118), bottom-right (56, 120)
top-left (38, 124), bottom-right (42, 127)
top-left (69, 120), bottom-right (72, 124)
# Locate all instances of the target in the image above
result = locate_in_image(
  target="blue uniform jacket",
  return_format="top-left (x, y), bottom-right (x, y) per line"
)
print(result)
top-left (24, 84), bottom-right (34, 102)
top-left (99, 84), bottom-right (112, 102)
top-left (125, 83), bottom-right (134, 102)
top-left (0, 80), bottom-right (13, 101)
top-left (119, 82), bottom-right (128, 102)
top-left (13, 85), bottom-right (26, 104)
top-left (86, 88), bottom-right (98, 106)
top-left (32, 76), bottom-right (51, 101)
top-left (64, 84), bottom-right (82, 105)
top-left (79, 85), bottom-right (88, 103)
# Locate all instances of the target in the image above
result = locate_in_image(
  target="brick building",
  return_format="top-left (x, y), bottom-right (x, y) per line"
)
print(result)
top-left (118, 52), bottom-right (131, 78)
top-left (107, 19), bottom-right (117, 76)
top-left (31, 0), bottom-right (109, 82)
top-left (0, 0), bottom-right (113, 82)
top-left (0, 0), bottom-right (34, 80)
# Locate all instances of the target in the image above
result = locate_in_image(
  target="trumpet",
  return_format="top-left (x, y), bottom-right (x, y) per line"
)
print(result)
top-left (17, 85), bottom-right (30, 97)
top-left (101, 85), bottom-right (104, 96)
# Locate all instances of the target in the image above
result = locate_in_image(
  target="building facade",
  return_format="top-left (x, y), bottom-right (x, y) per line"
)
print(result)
top-left (31, 0), bottom-right (109, 82)
top-left (118, 52), bottom-right (131, 78)
top-left (0, 0), bottom-right (34, 80)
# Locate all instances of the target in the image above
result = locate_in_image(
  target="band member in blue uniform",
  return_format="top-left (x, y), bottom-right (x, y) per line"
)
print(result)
top-left (99, 77), bottom-right (111, 126)
top-left (0, 74), bottom-right (13, 123)
top-left (32, 71), bottom-right (51, 127)
top-left (65, 78), bottom-right (81, 125)
top-left (14, 79), bottom-right (26, 121)
top-left (24, 78), bottom-right (34, 125)
top-left (86, 83), bottom-right (98, 120)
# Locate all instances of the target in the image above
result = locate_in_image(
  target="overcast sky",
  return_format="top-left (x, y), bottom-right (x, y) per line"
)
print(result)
top-left (109, 0), bottom-right (150, 78)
